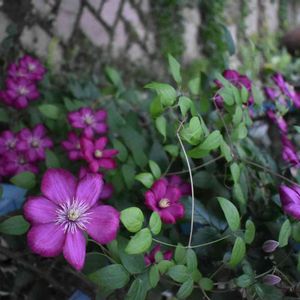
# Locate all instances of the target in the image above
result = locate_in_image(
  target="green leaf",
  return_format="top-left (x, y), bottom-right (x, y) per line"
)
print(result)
top-left (168, 53), bottom-right (182, 84)
top-left (155, 115), bottom-right (167, 141)
top-left (0, 108), bottom-right (9, 122)
top-left (149, 212), bottom-right (162, 235)
top-left (241, 86), bottom-right (249, 104)
top-left (125, 228), bottom-right (152, 254)
top-left (121, 207), bottom-right (144, 233)
top-left (232, 123), bottom-right (248, 140)
top-left (199, 277), bottom-right (213, 291)
top-left (167, 265), bottom-right (190, 283)
top-left (230, 163), bottom-right (240, 183)
top-left (149, 265), bottom-right (160, 288)
top-left (157, 260), bottom-right (174, 274)
top-left (145, 82), bottom-right (177, 107)
top-left (105, 67), bottom-right (123, 88)
top-left (244, 220), bottom-right (255, 244)
top-left (122, 164), bottom-right (136, 189)
top-left (220, 139), bottom-right (233, 162)
top-left (89, 264), bottom-right (129, 290)
top-left (294, 125), bottom-right (300, 134)
top-left (177, 278), bottom-right (194, 299)
top-left (164, 144), bottom-right (179, 157)
top-left (175, 244), bottom-right (187, 264)
top-left (125, 278), bottom-right (148, 300)
top-left (191, 269), bottom-right (202, 282)
top-left (188, 77), bottom-right (200, 95)
top-left (10, 171), bottom-right (36, 189)
top-left (149, 160), bottom-right (161, 179)
top-left (217, 197), bottom-right (240, 231)
top-left (112, 139), bottom-right (128, 162)
top-left (0, 216), bottom-right (29, 235)
top-left (135, 173), bottom-right (154, 188)
top-left (229, 237), bottom-right (246, 267)
top-left (222, 24), bottom-right (235, 55)
top-left (45, 149), bottom-right (60, 168)
top-left (232, 107), bottom-right (243, 126)
top-left (150, 96), bottom-right (164, 118)
top-left (178, 96), bottom-right (192, 117)
top-left (235, 274), bottom-right (253, 288)
top-left (38, 104), bottom-right (60, 119)
top-left (186, 249), bottom-right (198, 272)
top-left (278, 219), bottom-right (291, 247)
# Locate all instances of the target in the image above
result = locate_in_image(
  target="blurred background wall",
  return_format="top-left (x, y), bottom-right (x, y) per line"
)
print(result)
top-left (0, 0), bottom-right (299, 79)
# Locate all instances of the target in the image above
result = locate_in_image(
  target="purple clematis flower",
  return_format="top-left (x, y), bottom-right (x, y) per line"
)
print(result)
top-left (68, 108), bottom-right (107, 138)
top-left (0, 90), bottom-right (14, 106)
top-left (5, 151), bottom-right (38, 176)
top-left (81, 137), bottom-right (118, 172)
top-left (145, 178), bottom-right (184, 224)
top-left (266, 110), bottom-right (288, 133)
top-left (18, 55), bottom-right (46, 81)
top-left (0, 130), bottom-right (19, 154)
top-left (167, 175), bottom-right (191, 196)
top-left (61, 132), bottom-right (83, 161)
top-left (144, 245), bottom-right (173, 266)
top-left (279, 184), bottom-right (300, 220)
top-left (78, 167), bottom-right (114, 200)
top-left (281, 136), bottom-right (300, 167)
top-left (17, 124), bottom-right (53, 162)
top-left (6, 78), bottom-right (40, 109)
top-left (24, 169), bottom-right (120, 270)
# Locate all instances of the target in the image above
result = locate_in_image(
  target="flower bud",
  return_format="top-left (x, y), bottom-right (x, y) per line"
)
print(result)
top-left (263, 274), bottom-right (281, 286)
top-left (262, 240), bottom-right (279, 253)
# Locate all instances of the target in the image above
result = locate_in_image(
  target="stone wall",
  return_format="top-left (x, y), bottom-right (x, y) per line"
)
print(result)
top-left (0, 0), bottom-right (300, 75)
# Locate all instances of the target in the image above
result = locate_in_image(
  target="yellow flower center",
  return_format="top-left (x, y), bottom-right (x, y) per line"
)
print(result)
top-left (158, 198), bottom-right (170, 208)
top-left (68, 208), bottom-right (80, 221)
top-left (94, 150), bottom-right (102, 158)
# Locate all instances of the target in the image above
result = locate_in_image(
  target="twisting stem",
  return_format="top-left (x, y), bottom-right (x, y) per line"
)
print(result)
top-left (176, 120), bottom-right (195, 248)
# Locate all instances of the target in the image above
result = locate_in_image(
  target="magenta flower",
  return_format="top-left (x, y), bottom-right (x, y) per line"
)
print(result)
top-left (0, 90), bottom-right (14, 106)
top-left (5, 151), bottom-right (38, 176)
top-left (266, 111), bottom-right (288, 133)
top-left (214, 69), bottom-right (253, 107)
top-left (167, 175), bottom-right (191, 196)
top-left (81, 137), bottom-right (118, 172)
top-left (281, 136), bottom-right (300, 167)
top-left (145, 179), bottom-right (184, 224)
top-left (7, 63), bottom-right (29, 80)
top-left (5, 78), bottom-right (39, 108)
top-left (24, 169), bottom-right (120, 270)
top-left (144, 245), bottom-right (173, 266)
top-left (61, 132), bottom-right (83, 161)
top-left (18, 55), bottom-right (46, 81)
top-left (68, 108), bottom-right (107, 138)
top-left (17, 124), bottom-right (53, 162)
top-left (279, 184), bottom-right (300, 220)
top-left (0, 130), bottom-right (19, 154)
top-left (79, 167), bottom-right (114, 200)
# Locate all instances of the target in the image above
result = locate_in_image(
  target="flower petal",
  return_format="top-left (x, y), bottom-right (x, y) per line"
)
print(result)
top-left (145, 190), bottom-right (158, 211)
top-left (63, 230), bottom-right (86, 271)
top-left (86, 205), bottom-right (120, 244)
top-left (152, 179), bottom-right (168, 199)
top-left (41, 168), bottom-right (76, 204)
top-left (165, 187), bottom-right (181, 203)
top-left (98, 158), bottom-right (117, 170)
top-left (75, 173), bottom-right (103, 208)
top-left (279, 185), bottom-right (300, 206)
top-left (23, 196), bottom-right (57, 224)
top-left (27, 223), bottom-right (65, 257)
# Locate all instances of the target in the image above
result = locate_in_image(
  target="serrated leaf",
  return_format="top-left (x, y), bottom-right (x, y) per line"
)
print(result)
top-left (217, 197), bottom-right (240, 231)
top-left (125, 228), bottom-right (152, 254)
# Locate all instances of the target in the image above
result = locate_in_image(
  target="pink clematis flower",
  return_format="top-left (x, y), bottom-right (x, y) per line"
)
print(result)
top-left (18, 55), bottom-right (46, 81)
top-left (279, 184), bottom-right (300, 220)
top-left (144, 245), bottom-right (173, 266)
top-left (167, 175), bottom-right (191, 196)
top-left (5, 151), bottom-right (38, 176)
top-left (79, 167), bottom-right (114, 200)
top-left (17, 124), bottom-right (53, 162)
top-left (61, 132), bottom-right (83, 161)
top-left (81, 137), bottom-right (118, 172)
top-left (5, 78), bottom-right (40, 109)
top-left (266, 110), bottom-right (288, 134)
top-left (24, 169), bottom-right (120, 270)
top-left (0, 130), bottom-right (19, 154)
top-left (281, 136), bottom-right (300, 167)
top-left (145, 178), bottom-right (185, 224)
top-left (68, 108), bottom-right (107, 138)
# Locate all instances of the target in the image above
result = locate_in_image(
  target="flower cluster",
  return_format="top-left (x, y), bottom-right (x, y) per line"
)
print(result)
top-left (264, 73), bottom-right (300, 168)
top-left (214, 69), bottom-right (254, 108)
top-left (145, 175), bottom-right (191, 224)
top-left (62, 107), bottom-right (118, 199)
top-left (24, 169), bottom-right (120, 270)
top-left (0, 55), bottom-right (45, 109)
top-left (0, 124), bottom-right (53, 179)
